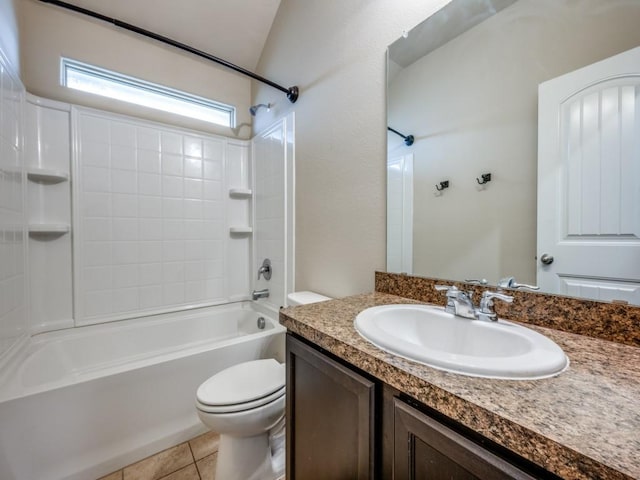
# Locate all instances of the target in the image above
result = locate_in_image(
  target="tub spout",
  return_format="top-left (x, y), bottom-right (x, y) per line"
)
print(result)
top-left (252, 288), bottom-right (270, 300)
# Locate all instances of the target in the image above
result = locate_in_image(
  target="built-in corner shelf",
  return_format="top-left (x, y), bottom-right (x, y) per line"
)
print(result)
top-left (229, 188), bottom-right (252, 198)
top-left (229, 226), bottom-right (253, 234)
top-left (27, 168), bottom-right (69, 183)
top-left (28, 223), bottom-right (71, 236)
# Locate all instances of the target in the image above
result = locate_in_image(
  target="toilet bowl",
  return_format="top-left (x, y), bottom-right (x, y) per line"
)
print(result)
top-left (196, 292), bottom-right (331, 479)
top-left (196, 358), bottom-right (285, 480)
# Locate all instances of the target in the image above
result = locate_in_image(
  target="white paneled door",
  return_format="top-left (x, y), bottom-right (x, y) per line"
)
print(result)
top-left (537, 46), bottom-right (640, 304)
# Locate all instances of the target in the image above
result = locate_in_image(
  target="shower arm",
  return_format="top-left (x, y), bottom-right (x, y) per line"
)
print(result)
top-left (387, 127), bottom-right (414, 146)
top-left (38, 0), bottom-right (299, 103)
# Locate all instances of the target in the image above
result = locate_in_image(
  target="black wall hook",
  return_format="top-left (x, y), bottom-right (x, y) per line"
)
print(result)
top-left (476, 173), bottom-right (492, 185)
top-left (435, 180), bottom-right (449, 191)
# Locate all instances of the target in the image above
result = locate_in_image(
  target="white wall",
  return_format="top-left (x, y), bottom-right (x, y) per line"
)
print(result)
top-left (0, 0), bottom-right (27, 356)
top-left (18, 0), bottom-right (253, 139)
top-left (252, 0), bottom-right (452, 298)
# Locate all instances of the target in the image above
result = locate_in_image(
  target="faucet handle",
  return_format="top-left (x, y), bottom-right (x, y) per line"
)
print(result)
top-left (497, 276), bottom-right (539, 290)
top-left (435, 284), bottom-right (474, 300)
top-left (435, 285), bottom-right (459, 313)
top-left (481, 291), bottom-right (513, 304)
top-left (464, 278), bottom-right (488, 285)
top-left (477, 291), bottom-right (513, 321)
top-left (257, 258), bottom-right (272, 280)
top-left (435, 284), bottom-right (458, 294)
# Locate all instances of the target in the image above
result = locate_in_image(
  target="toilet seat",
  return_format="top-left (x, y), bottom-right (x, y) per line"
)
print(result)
top-left (196, 359), bottom-right (285, 413)
top-left (196, 386), bottom-right (285, 413)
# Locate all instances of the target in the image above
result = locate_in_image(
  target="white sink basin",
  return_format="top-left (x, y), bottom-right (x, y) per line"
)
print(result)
top-left (354, 304), bottom-right (568, 380)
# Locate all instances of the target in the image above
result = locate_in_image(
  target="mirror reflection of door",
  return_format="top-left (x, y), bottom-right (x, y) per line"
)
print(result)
top-left (387, 154), bottom-right (414, 274)
top-left (537, 46), bottom-right (640, 303)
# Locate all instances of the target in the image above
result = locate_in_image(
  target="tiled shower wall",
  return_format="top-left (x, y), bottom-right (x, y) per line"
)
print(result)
top-left (74, 108), bottom-right (251, 325)
top-left (253, 114), bottom-right (294, 309)
top-left (0, 48), bottom-right (27, 356)
top-left (0, 83), bottom-right (286, 335)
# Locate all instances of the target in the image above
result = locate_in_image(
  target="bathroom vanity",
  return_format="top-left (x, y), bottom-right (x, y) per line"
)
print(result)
top-left (280, 277), bottom-right (640, 480)
top-left (286, 334), bottom-right (546, 479)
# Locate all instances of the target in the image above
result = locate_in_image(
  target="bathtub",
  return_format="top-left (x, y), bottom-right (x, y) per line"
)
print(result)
top-left (0, 302), bottom-right (285, 480)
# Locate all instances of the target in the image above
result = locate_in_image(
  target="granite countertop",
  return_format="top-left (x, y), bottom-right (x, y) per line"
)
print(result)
top-left (279, 292), bottom-right (640, 480)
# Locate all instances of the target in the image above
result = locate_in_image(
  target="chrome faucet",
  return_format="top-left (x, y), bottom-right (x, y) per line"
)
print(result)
top-left (435, 285), bottom-right (475, 318)
top-left (252, 288), bottom-right (270, 300)
top-left (435, 285), bottom-right (513, 321)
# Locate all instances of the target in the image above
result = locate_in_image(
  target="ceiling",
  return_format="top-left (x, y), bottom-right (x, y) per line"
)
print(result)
top-left (388, 0), bottom-right (514, 68)
top-left (58, 0), bottom-right (282, 71)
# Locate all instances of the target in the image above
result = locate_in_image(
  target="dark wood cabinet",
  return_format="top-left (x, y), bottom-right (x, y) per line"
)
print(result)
top-left (286, 334), bottom-right (376, 480)
top-left (286, 333), bottom-right (553, 480)
top-left (393, 399), bottom-right (535, 480)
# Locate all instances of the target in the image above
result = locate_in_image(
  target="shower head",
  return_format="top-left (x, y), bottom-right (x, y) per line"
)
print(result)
top-left (249, 103), bottom-right (271, 116)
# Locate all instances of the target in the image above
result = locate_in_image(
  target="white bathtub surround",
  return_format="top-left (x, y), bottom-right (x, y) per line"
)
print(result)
top-left (20, 99), bottom-right (294, 333)
top-left (0, 302), bottom-right (285, 480)
top-left (252, 113), bottom-right (295, 310)
top-left (25, 95), bottom-right (74, 333)
top-left (0, 43), bottom-right (27, 358)
top-left (72, 107), bottom-right (253, 326)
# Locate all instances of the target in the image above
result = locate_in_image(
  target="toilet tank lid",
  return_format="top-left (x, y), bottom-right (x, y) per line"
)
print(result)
top-left (196, 359), bottom-right (285, 406)
top-left (287, 291), bottom-right (332, 306)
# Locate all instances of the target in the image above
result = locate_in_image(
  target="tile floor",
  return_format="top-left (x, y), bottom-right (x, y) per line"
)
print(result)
top-left (97, 431), bottom-right (219, 480)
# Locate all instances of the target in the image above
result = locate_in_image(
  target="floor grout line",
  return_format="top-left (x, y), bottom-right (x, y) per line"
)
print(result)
top-left (186, 441), bottom-right (201, 480)
top-left (186, 440), bottom-right (197, 464)
top-left (194, 458), bottom-right (203, 480)
top-left (156, 443), bottom-right (193, 480)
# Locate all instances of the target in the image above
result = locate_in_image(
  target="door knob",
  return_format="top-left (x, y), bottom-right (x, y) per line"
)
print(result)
top-left (540, 254), bottom-right (554, 265)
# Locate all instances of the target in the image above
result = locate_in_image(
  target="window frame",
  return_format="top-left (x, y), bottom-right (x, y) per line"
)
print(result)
top-left (60, 57), bottom-right (236, 127)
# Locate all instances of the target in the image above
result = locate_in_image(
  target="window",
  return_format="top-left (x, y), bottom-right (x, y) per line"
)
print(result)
top-left (61, 58), bottom-right (235, 127)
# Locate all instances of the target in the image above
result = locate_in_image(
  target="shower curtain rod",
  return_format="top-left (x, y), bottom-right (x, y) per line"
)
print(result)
top-left (38, 0), bottom-right (299, 103)
top-left (388, 127), bottom-right (414, 146)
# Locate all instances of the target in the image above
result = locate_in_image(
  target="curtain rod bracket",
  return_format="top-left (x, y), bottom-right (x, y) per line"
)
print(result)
top-left (39, 0), bottom-right (300, 104)
top-left (287, 86), bottom-right (299, 103)
top-left (388, 127), bottom-right (414, 146)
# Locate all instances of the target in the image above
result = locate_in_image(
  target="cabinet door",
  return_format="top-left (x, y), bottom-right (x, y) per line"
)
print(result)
top-left (286, 334), bottom-right (376, 480)
top-left (394, 399), bottom-right (535, 480)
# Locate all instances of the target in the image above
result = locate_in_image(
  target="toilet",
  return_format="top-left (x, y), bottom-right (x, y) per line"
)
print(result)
top-left (196, 359), bottom-right (286, 480)
top-left (195, 291), bottom-right (331, 480)
top-left (286, 290), bottom-right (332, 306)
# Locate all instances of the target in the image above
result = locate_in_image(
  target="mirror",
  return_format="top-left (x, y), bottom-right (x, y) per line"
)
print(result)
top-left (386, 0), bottom-right (640, 305)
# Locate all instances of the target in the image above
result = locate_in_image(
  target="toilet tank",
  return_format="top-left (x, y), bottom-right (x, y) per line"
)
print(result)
top-left (287, 291), bottom-right (332, 306)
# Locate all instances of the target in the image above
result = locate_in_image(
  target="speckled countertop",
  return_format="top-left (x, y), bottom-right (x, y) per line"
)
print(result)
top-left (280, 292), bottom-right (640, 480)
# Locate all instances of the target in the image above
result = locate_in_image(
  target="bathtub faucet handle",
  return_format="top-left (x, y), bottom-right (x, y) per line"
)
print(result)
top-left (258, 258), bottom-right (272, 280)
